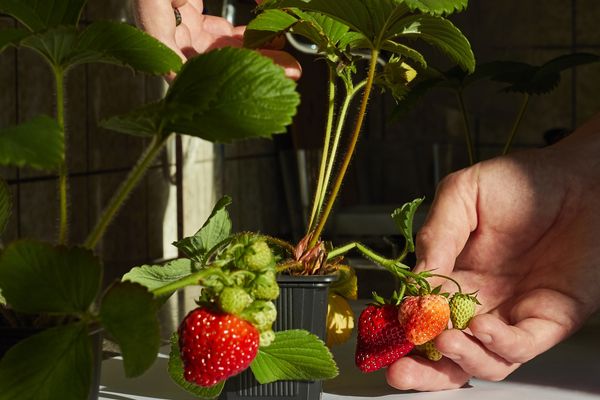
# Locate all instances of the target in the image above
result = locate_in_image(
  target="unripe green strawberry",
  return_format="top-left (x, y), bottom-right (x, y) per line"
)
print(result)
top-left (259, 330), bottom-right (276, 347)
top-left (243, 240), bottom-right (274, 272)
top-left (241, 300), bottom-right (277, 332)
top-left (415, 341), bottom-right (442, 361)
top-left (251, 271), bottom-right (280, 300)
top-left (449, 293), bottom-right (477, 330)
top-left (218, 287), bottom-right (252, 315)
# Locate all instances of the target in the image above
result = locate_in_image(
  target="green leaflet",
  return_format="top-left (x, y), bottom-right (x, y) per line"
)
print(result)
top-left (0, 241), bottom-right (101, 314)
top-left (0, 116), bottom-right (64, 171)
top-left (0, 323), bottom-right (93, 400)
top-left (391, 197), bottom-right (424, 253)
top-left (100, 282), bottom-right (161, 377)
top-left (250, 330), bottom-right (338, 384)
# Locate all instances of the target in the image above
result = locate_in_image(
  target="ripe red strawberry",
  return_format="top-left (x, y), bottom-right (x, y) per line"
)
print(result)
top-left (355, 304), bottom-right (414, 372)
top-left (178, 307), bottom-right (259, 387)
top-left (399, 295), bottom-right (450, 345)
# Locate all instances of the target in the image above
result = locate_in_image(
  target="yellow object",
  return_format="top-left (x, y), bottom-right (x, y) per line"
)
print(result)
top-left (326, 293), bottom-right (355, 347)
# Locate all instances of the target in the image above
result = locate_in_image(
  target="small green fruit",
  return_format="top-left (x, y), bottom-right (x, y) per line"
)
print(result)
top-left (449, 293), bottom-right (477, 330)
top-left (252, 271), bottom-right (280, 300)
top-left (259, 330), bottom-right (276, 347)
top-left (243, 240), bottom-right (274, 272)
top-left (218, 287), bottom-right (252, 315)
top-left (241, 300), bottom-right (277, 332)
top-left (415, 341), bottom-right (442, 361)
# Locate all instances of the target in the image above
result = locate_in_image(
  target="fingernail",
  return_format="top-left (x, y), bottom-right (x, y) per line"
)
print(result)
top-left (476, 333), bottom-right (492, 344)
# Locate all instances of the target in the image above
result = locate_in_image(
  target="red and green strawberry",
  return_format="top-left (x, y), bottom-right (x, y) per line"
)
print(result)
top-left (398, 294), bottom-right (450, 346)
top-left (355, 304), bottom-right (414, 372)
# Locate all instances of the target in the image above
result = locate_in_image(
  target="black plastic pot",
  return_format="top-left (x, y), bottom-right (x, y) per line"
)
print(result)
top-left (221, 274), bottom-right (337, 400)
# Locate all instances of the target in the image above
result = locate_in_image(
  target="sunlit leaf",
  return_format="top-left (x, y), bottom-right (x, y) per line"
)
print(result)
top-left (105, 47), bottom-right (300, 142)
top-left (250, 330), bottom-right (338, 384)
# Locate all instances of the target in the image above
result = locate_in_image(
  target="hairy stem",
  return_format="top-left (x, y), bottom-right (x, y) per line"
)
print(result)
top-left (309, 49), bottom-right (380, 248)
top-left (84, 134), bottom-right (168, 249)
top-left (456, 90), bottom-right (475, 165)
top-left (317, 80), bottom-right (367, 227)
top-left (308, 67), bottom-right (337, 231)
top-left (503, 94), bottom-right (530, 155)
top-left (151, 267), bottom-right (224, 297)
top-left (54, 67), bottom-right (68, 245)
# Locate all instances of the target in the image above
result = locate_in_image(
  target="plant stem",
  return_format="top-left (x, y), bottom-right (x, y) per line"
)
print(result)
top-left (328, 241), bottom-right (400, 267)
top-left (308, 67), bottom-right (337, 231)
top-left (316, 80), bottom-right (367, 227)
top-left (84, 134), bottom-right (168, 249)
top-left (456, 90), bottom-right (475, 165)
top-left (502, 94), bottom-right (530, 155)
top-left (54, 67), bottom-right (68, 245)
top-left (308, 49), bottom-right (380, 248)
top-left (151, 267), bottom-right (223, 297)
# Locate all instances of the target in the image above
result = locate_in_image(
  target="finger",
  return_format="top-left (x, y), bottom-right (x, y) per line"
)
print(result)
top-left (172, 0), bottom-right (187, 7)
top-left (386, 355), bottom-right (470, 391)
top-left (468, 289), bottom-right (582, 364)
top-left (258, 49), bottom-right (302, 80)
top-left (415, 167), bottom-right (479, 276)
top-left (434, 329), bottom-right (520, 382)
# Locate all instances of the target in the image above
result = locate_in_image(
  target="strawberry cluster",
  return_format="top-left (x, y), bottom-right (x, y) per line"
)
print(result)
top-left (355, 288), bottom-right (479, 372)
top-left (178, 234), bottom-right (280, 387)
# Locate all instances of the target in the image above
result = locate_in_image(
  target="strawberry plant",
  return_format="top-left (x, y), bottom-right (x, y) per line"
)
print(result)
top-left (0, 0), bottom-right (299, 399)
top-left (120, 0), bottom-right (482, 393)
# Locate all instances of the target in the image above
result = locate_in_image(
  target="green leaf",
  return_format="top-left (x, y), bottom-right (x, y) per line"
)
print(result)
top-left (122, 258), bottom-right (195, 297)
top-left (0, 241), bottom-right (101, 314)
top-left (74, 21), bottom-right (182, 74)
top-left (173, 196), bottom-right (232, 263)
top-left (0, 323), bottom-right (93, 400)
top-left (0, 178), bottom-right (12, 237)
top-left (168, 333), bottom-right (225, 399)
top-left (250, 330), bottom-right (338, 384)
top-left (0, 116), bottom-right (64, 171)
top-left (391, 197), bottom-right (424, 253)
top-left (381, 40), bottom-right (427, 68)
top-left (403, 0), bottom-right (468, 15)
top-left (491, 53), bottom-right (600, 95)
top-left (100, 101), bottom-right (165, 137)
top-left (99, 281), bottom-right (160, 377)
top-left (387, 14), bottom-right (475, 72)
top-left (0, 0), bottom-right (87, 31)
top-left (261, 0), bottom-right (404, 44)
top-left (21, 26), bottom-right (79, 66)
top-left (106, 47), bottom-right (300, 142)
top-left (165, 47), bottom-right (299, 141)
top-left (244, 9), bottom-right (299, 49)
top-left (0, 28), bottom-right (29, 53)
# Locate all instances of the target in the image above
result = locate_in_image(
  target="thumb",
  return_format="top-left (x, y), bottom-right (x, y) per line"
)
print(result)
top-left (415, 168), bottom-right (479, 276)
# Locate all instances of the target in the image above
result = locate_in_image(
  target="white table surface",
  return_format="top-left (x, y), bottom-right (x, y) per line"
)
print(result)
top-left (100, 309), bottom-right (600, 400)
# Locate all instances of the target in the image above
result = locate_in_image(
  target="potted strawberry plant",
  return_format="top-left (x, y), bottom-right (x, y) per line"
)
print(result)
top-left (0, 0), bottom-right (300, 399)
top-left (121, 0), bottom-right (482, 399)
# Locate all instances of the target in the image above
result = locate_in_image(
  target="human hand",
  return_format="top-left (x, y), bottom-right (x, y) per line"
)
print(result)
top-left (133, 0), bottom-right (301, 80)
top-left (386, 113), bottom-right (600, 390)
